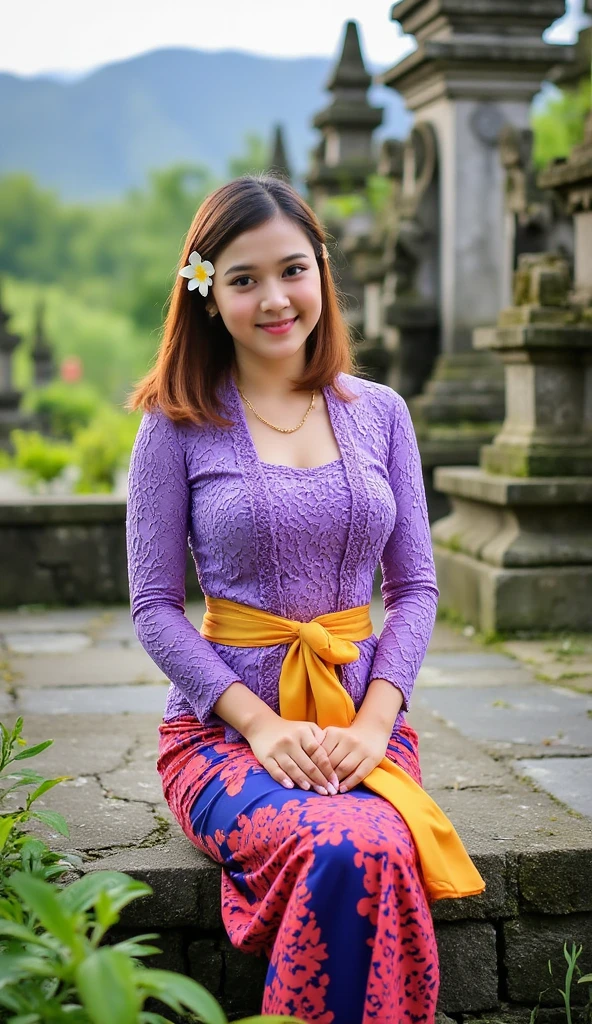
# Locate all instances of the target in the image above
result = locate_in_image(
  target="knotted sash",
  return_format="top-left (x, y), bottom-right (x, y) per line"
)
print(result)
top-left (200, 595), bottom-right (486, 902)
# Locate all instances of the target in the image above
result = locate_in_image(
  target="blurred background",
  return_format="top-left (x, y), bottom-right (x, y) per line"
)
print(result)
top-left (0, 0), bottom-right (589, 499)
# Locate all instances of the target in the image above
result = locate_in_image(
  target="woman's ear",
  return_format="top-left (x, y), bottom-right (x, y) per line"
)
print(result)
top-left (206, 302), bottom-right (218, 318)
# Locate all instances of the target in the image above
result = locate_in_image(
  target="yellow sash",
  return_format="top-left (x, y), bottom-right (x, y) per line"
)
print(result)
top-left (200, 595), bottom-right (486, 902)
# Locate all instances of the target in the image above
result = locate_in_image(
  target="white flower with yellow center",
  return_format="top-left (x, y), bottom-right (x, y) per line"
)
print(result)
top-left (178, 251), bottom-right (215, 296)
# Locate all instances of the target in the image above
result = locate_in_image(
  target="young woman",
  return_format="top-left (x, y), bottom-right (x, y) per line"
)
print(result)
top-left (125, 175), bottom-right (484, 1024)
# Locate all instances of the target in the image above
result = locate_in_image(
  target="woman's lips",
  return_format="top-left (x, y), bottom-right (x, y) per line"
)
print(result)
top-left (257, 316), bottom-right (298, 335)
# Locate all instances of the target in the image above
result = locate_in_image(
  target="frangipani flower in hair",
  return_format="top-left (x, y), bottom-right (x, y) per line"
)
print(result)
top-left (178, 251), bottom-right (215, 296)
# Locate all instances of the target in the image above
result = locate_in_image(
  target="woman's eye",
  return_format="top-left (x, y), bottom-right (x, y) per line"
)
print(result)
top-left (232, 276), bottom-right (253, 287)
top-left (284, 265), bottom-right (305, 277)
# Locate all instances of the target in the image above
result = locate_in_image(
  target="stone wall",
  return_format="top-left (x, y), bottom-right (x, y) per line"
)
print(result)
top-left (98, 841), bottom-right (592, 1022)
top-left (0, 496), bottom-right (202, 608)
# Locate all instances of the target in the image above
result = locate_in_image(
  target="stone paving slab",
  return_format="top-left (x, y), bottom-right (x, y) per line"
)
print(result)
top-left (4, 632), bottom-right (93, 655)
top-left (417, 665), bottom-right (533, 688)
top-left (15, 684), bottom-right (168, 715)
top-left (416, 684), bottom-right (592, 753)
top-left (3, 700), bottom-right (588, 866)
top-left (502, 637), bottom-right (592, 693)
top-left (422, 621), bottom-right (479, 653)
top-left (32, 776), bottom-right (160, 853)
top-left (6, 647), bottom-right (167, 688)
top-left (0, 607), bottom-right (108, 632)
top-left (409, 704), bottom-right (513, 791)
top-left (423, 651), bottom-right (522, 671)
top-left (512, 757), bottom-right (592, 818)
top-left (7, 712), bottom-right (161, 778)
top-left (1, 600), bottom-right (591, 851)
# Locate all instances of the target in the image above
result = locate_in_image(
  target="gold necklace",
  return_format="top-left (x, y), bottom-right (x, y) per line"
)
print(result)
top-left (237, 386), bottom-right (316, 434)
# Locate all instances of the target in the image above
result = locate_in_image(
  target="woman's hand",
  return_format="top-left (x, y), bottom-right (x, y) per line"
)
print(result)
top-left (321, 719), bottom-right (391, 793)
top-left (245, 711), bottom-right (340, 795)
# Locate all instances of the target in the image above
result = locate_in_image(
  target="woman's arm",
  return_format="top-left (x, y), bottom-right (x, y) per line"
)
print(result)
top-left (368, 392), bottom-right (439, 711)
top-left (126, 410), bottom-right (242, 723)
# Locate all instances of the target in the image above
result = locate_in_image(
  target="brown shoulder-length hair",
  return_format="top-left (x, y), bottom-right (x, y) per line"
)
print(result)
top-left (125, 174), bottom-right (361, 428)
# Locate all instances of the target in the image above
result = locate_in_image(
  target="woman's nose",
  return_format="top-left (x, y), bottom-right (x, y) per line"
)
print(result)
top-left (259, 283), bottom-right (290, 313)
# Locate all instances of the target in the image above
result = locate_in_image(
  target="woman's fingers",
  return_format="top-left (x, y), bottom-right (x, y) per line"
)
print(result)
top-left (275, 753), bottom-right (319, 792)
top-left (304, 737), bottom-right (339, 789)
top-left (264, 758), bottom-right (296, 790)
top-left (339, 758), bottom-right (376, 793)
top-left (290, 747), bottom-right (338, 794)
top-left (332, 752), bottom-right (362, 784)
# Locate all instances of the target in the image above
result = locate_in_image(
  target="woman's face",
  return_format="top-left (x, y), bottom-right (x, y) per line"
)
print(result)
top-left (208, 214), bottom-right (322, 368)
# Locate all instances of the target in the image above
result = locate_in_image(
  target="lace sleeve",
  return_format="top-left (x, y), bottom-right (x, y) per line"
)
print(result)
top-left (369, 393), bottom-right (439, 710)
top-left (125, 409), bottom-right (241, 723)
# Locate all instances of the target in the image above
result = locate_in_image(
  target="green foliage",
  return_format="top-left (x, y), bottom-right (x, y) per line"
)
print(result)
top-left (22, 382), bottom-right (106, 440)
top-left (72, 407), bottom-right (141, 494)
top-left (0, 160), bottom-right (216, 351)
top-left (529, 940), bottom-right (592, 1024)
top-left (0, 717), bottom-right (304, 1023)
top-left (0, 717), bottom-right (80, 909)
top-left (532, 80), bottom-right (592, 169)
top-left (316, 173), bottom-right (391, 225)
top-left (4, 276), bottom-right (154, 405)
top-left (0, 135), bottom-right (272, 409)
top-left (9, 430), bottom-right (74, 486)
top-left (5, 404), bottom-right (141, 494)
top-left (228, 134), bottom-right (270, 179)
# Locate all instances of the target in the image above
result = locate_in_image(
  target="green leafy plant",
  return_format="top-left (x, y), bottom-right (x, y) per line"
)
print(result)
top-left (529, 940), bottom-right (592, 1024)
top-left (0, 718), bottom-right (81, 907)
top-left (71, 407), bottom-right (138, 493)
top-left (22, 381), bottom-right (106, 440)
top-left (7, 429), bottom-right (74, 487)
top-left (4, 405), bottom-right (140, 494)
top-left (0, 718), bottom-right (303, 1024)
top-left (532, 79), bottom-right (592, 170)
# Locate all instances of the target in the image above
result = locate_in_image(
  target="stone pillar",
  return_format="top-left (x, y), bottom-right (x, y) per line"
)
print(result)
top-left (31, 301), bottom-right (56, 388)
top-left (268, 124), bottom-right (292, 183)
top-left (431, 249), bottom-right (592, 632)
top-left (0, 282), bottom-right (33, 449)
top-left (381, 0), bottom-right (574, 519)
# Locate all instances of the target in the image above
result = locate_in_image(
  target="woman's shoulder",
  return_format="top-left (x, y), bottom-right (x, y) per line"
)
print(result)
top-left (132, 405), bottom-right (196, 460)
top-left (334, 372), bottom-right (406, 421)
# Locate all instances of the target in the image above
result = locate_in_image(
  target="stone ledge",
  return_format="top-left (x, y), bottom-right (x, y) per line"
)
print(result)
top-left (85, 835), bottom-right (592, 1018)
top-left (0, 495), bottom-right (126, 525)
top-left (84, 821), bottom-right (592, 927)
top-left (434, 467), bottom-right (592, 506)
top-left (433, 546), bottom-right (592, 631)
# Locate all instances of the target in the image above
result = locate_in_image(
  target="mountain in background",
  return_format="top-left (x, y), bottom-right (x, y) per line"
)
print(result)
top-left (0, 48), bottom-right (410, 203)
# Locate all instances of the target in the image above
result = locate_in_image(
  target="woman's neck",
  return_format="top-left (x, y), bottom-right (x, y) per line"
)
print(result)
top-left (231, 355), bottom-right (308, 401)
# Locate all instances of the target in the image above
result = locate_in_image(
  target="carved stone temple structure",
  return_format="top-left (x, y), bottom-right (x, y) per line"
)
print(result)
top-left (307, 20), bottom-right (383, 207)
top-left (307, 20), bottom-right (384, 340)
top-left (380, 0), bottom-right (574, 519)
top-left (431, 120), bottom-right (592, 632)
top-left (268, 124), bottom-right (292, 183)
top-left (344, 122), bottom-right (441, 398)
top-left (0, 283), bottom-right (32, 449)
top-left (31, 301), bottom-right (56, 388)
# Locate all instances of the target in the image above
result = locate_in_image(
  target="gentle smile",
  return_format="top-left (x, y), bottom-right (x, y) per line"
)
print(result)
top-left (257, 316), bottom-right (298, 335)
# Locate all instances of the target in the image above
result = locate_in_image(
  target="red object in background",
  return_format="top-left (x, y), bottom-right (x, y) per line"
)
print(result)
top-left (60, 356), bottom-right (83, 382)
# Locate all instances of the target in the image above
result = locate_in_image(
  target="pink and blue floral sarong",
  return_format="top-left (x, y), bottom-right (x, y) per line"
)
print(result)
top-left (157, 716), bottom-right (440, 1023)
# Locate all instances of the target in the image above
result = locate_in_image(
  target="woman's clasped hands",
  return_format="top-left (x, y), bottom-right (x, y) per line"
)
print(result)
top-left (246, 711), bottom-right (390, 796)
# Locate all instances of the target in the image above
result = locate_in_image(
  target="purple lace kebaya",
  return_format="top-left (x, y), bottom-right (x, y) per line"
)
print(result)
top-left (125, 372), bottom-right (439, 743)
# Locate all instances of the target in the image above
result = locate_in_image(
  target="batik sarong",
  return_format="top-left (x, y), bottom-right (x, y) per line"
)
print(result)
top-left (157, 715), bottom-right (440, 1024)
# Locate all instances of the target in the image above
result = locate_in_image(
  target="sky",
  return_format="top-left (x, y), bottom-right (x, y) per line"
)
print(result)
top-left (0, 0), bottom-right (587, 79)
